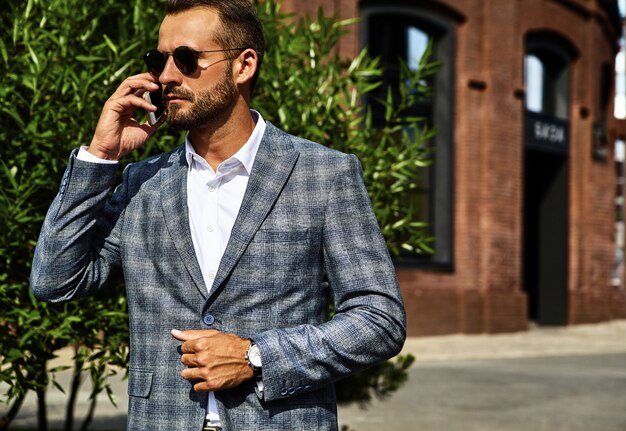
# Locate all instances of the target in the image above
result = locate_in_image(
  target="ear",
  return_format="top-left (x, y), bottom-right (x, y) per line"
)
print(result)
top-left (233, 48), bottom-right (258, 88)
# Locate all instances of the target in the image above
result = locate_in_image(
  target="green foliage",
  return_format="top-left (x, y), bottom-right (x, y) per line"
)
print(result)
top-left (254, 3), bottom-right (437, 255)
top-left (0, 0), bottom-right (167, 428)
top-left (0, 0), bottom-right (436, 428)
top-left (335, 354), bottom-right (415, 407)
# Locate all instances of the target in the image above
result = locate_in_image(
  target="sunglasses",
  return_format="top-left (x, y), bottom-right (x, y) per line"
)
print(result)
top-left (143, 46), bottom-right (247, 76)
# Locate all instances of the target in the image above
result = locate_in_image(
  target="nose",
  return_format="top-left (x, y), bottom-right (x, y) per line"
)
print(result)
top-left (159, 55), bottom-right (182, 87)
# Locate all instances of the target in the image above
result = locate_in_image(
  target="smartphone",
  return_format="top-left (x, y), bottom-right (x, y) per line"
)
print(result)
top-left (144, 83), bottom-right (166, 126)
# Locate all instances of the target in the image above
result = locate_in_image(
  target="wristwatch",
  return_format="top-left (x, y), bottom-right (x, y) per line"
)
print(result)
top-left (245, 342), bottom-right (263, 377)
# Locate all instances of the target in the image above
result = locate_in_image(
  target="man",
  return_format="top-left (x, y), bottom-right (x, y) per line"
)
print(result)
top-left (31, 0), bottom-right (406, 430)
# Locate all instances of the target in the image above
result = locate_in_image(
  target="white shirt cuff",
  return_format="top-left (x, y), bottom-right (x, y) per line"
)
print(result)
top-left (77, 146), bottom-right (119, 164)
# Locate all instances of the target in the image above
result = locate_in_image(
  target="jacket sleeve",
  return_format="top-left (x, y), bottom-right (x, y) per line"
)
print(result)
top-left (30, 150), bottom-right (127, 302)
top-left (251, 153), bottom-right (407, 401)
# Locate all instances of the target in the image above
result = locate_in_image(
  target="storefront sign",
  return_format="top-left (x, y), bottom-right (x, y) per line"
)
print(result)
top-left (524, 111), bottom-right (569, 154)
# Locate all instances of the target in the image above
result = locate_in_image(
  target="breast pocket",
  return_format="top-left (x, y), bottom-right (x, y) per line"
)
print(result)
top-left (242, 227), bottom-right (318, 289)
top-left (250, 228), bottom-right (311, 269)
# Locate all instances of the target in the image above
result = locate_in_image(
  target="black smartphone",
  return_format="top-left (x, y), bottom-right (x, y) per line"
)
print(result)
top-left (144, 83), bottom-right (165, 126)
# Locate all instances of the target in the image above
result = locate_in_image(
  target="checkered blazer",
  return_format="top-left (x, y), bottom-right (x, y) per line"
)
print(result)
top-left (31, 122), bottom-right (406, 431)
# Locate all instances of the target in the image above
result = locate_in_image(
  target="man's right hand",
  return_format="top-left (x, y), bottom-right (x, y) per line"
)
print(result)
top-left (88, 73), bottom-right (165, 161)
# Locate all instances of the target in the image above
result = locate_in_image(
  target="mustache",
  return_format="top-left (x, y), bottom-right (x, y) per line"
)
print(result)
top-left (163, 86), bottom-right (194, 100)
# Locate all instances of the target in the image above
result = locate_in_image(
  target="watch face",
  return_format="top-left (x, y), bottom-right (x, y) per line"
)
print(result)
top-left (249, 344), bottom-right (262, 368)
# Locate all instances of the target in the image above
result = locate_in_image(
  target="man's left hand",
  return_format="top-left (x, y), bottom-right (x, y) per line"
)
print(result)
top-left (171, 329), bottom-right (254, 392)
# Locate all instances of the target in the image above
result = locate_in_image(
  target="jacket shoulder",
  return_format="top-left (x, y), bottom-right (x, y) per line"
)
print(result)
top-left (264, 122), bottom-right (351, 163)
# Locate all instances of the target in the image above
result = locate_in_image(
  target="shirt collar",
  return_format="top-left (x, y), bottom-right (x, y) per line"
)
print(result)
top-left (184, 109), bottom-right (266, 174)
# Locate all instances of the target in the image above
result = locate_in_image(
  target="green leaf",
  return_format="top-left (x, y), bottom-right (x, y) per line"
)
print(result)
top-left (51, 378), bottom-right (66, 394)
top-left (102, 34), bottom-right (118, 56)
top-left (76, 55), bottom-right (106, 62)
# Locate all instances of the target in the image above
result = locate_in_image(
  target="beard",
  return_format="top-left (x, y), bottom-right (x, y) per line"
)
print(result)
top-left (165, 68), bottom-right (238, 130)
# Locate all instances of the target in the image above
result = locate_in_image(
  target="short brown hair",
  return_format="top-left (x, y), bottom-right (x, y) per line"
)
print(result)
top-left (167, 0), bottom-right (265, 94)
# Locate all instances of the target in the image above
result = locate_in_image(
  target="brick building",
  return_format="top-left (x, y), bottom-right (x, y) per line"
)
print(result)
top-left (279, 0), bottom-right (626, 335)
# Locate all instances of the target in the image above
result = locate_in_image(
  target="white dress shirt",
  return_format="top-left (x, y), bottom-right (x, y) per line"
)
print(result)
top-left (77, 110), bottom-right (266, 425)
top-left (185, 112), bottom-right (265, 423)
top-left (185, 111), bottom-right (265, 296)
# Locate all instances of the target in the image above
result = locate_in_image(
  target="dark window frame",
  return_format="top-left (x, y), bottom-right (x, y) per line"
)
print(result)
top-left (525, 33), bottom-right (577, 120)
top-left (360, 2), bottom-right (457, 270)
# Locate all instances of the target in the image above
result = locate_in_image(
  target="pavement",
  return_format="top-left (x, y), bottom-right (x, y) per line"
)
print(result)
top-left (3, 320), bottom-right (626, 430)
top-left (340, 320), bottom-right (626, 431)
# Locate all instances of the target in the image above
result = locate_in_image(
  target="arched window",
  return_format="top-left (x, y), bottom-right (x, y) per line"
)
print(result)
top-left (523, 33), bottom-right (576, 154)
top-left (361, 2), bottom-right (458, 268)
top-left (524, 41), bottom-right (571, 120)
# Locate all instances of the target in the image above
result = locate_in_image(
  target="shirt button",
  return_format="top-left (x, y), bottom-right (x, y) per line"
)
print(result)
top-left (208, 272), bottom-right (216, 281)
top-left (203, 314), bottom-right (215, 326)
top-left (208, 185), bottom-right (216, 192)
top-left (206, 225), bottom-right (214, 232)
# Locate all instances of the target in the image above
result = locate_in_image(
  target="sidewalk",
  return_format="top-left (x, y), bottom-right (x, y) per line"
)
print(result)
top-left (3, 320), bottom-right (626, 430)
top-left (340, 319), bottom-right (626, 431)
top-left (401, 319), bottom-right (626, 362)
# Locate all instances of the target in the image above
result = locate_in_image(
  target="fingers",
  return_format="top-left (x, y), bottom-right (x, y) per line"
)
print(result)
top-left (171, 329), bottom-right (218, 342)
top-left (180, 362), bottom-right (246, 392)
top-left (193, 381), bottom-right (213, 392)
top-left (171, 329), bottom-right (219, 356)
top-left (88, 73), bottom-right (164, 160)
top-left (180, 338), bottom-right (204, 355)
top-left (172, 329), bottom-right (254, 392)
top-left (112, 73), bottom-right (159, 98)
top-left (181, 352), bottom-right (200, 367)
top-left (106, 92), bottom-right (157, 115)
top-left (179, 365), bottom-right (215, 392)
top-left (104, 74), bottom-right (160, 115)
top-left (191, 377), bottom-right (245, 392)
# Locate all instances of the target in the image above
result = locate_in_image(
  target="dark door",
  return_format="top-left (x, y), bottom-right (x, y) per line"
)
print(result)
top-left (523, 149), bottom-right (568, 325)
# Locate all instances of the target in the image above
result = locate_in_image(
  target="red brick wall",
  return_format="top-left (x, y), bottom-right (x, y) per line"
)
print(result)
top-left (283, 0), bottom-right (625, 334)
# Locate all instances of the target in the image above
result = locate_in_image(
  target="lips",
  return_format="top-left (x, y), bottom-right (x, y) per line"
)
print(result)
top-left (166, 94), bottom-right (187, 102)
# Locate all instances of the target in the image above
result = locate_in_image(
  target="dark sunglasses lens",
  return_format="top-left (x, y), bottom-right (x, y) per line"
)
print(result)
top-left (173, 46), bottom-right (198, 75)
top-left (144, 50), bottom-right (167, 75)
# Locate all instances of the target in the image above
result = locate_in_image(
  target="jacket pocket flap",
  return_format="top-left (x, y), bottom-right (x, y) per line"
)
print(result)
top-left (128, 368), bottom-right (153, 398)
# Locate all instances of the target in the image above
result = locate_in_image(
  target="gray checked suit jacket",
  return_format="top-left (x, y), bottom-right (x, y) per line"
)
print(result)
top-left (31, 122), bottom-right (406, 431)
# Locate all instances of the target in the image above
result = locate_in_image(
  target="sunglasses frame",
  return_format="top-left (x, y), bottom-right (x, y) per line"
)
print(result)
top-left (144, 46), bottom-right (247, 76)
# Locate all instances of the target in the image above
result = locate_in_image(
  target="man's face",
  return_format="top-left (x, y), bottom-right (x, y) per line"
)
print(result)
top-left (157, 7), bottom-right (239, 130)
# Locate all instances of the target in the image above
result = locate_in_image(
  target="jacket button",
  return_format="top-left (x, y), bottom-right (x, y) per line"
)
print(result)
top-left (203, 314), bottom-right (215, 326)
top-left (280, 388), bottom-right (288, 396)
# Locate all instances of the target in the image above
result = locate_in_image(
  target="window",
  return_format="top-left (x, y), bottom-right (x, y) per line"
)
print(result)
top-left (523, 33), bottom-right (576, 155)
top-left (361, 3), bottom-right (457, 268)
top-left (524, 44), bottom-right (571, 120)
top-left (525, 55), bottom-right (544, 113)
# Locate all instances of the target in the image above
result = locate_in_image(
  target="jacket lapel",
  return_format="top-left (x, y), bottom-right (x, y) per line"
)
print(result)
top-left (208, 123), bottom-right (299, 302)
top-left (160, 148), bottom-right (208, 300)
